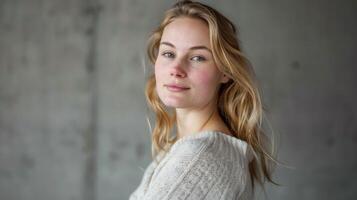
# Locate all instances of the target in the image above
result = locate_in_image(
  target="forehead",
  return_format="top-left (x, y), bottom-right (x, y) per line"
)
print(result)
top-left (160, 17), bottom-right (211, 48)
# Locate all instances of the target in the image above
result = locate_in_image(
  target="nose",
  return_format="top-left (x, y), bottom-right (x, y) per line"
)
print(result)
top-left (170, 60), bottom-right (186, 78)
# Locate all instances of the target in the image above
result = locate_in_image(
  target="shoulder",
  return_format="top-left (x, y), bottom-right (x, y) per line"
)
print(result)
top-left (160, 130), bottom-right (253, 183)
top-left (144, 131), bottom-right (253, 199)
top-left (169, 131), bottom-right (253, 165)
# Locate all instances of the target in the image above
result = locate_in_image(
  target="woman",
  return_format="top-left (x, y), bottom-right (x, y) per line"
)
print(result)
top-left (129, 1), bottom-right (278, 199)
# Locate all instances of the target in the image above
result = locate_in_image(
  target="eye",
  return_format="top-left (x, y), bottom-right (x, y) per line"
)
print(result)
top-left (191, 55), bottom-right (206, 62)
top-left (161, 51), bottom-right (175, 58)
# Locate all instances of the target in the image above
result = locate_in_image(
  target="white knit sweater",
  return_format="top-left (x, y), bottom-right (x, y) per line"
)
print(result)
top-left (129, 130), bottom-right (255, 200)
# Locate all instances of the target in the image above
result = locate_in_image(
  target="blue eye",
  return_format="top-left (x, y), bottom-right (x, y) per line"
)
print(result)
top-left (161, 52), bottom-right (175, 58)
top-left (191, 56), bottom-right (206, 62)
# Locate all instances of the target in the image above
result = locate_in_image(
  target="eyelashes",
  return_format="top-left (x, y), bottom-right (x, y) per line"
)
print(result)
top-left (191, 55), bottom-right (206, 62)
top-left (161, 51), bottom-right (175, 58)
top-left (161, 51), bottom-right (207, 62)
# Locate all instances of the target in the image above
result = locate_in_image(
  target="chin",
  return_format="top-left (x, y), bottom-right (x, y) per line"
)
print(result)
top-left (162, 102), bottom-right (186, 108)
top-left (161, 99), bottom-right (188, 108)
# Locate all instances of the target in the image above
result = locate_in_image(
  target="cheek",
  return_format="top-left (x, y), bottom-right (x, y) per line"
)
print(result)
top-left (154, 64), bottom-right (165, 82)
top-left (193, 69), bottom-right (219, 88)
top-left (154, 63), bottom-right (167, 97)
top-left (191, 69), bottom-right (221, 98)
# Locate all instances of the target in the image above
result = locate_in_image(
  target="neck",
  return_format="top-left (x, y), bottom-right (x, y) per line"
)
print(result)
top-left (175, 99), bottom-right (230, 139)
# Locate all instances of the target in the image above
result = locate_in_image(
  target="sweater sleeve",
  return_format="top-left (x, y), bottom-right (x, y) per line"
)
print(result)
top-left (142, 138), bottom-right (247, 200)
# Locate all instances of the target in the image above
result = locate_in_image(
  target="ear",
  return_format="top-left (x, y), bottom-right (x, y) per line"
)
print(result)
top-left (220, 74), bottom-right (230, 83)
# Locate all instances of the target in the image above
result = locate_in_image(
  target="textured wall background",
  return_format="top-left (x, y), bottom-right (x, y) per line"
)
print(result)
top-left (1, 0), bottom-right (356, 200)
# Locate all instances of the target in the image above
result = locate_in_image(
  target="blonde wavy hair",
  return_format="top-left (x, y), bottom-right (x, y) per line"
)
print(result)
top-left (144, 0), bottom-right (279, 191)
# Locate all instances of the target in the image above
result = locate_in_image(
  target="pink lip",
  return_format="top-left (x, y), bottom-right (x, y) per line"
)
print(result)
top-left (164, 84), bottom-right (190, 92)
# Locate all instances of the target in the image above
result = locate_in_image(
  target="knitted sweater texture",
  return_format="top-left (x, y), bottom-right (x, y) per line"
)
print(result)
top-left (129, 130), bottom-right (255, 200)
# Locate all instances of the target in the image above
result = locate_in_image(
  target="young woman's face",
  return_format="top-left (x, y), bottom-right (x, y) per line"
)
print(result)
top-left (155, 17), bottom-right (229, 109)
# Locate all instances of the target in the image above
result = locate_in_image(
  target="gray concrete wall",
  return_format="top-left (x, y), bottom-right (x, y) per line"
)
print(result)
top-left (0, 0), bottom-right (356, 200)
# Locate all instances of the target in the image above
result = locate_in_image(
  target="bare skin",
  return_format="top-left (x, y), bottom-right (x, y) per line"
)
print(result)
top-left (175, 98), bottom-right (233, 139)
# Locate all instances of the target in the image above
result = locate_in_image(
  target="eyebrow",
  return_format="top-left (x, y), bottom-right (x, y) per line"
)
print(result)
top-left (160, 41), bottom-right (212, 53)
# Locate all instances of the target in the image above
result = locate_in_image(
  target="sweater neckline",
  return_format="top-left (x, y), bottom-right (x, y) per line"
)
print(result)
top-left (171, 130), bottom-right (255, 162)
top-left (173, 130), bottom-right (248, 148)
top-left (151, 130), bottom-right (255, 164)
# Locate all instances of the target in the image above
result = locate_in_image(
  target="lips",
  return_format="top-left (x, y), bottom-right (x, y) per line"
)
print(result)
top-left (164, 83), bottom-right (190, 92)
